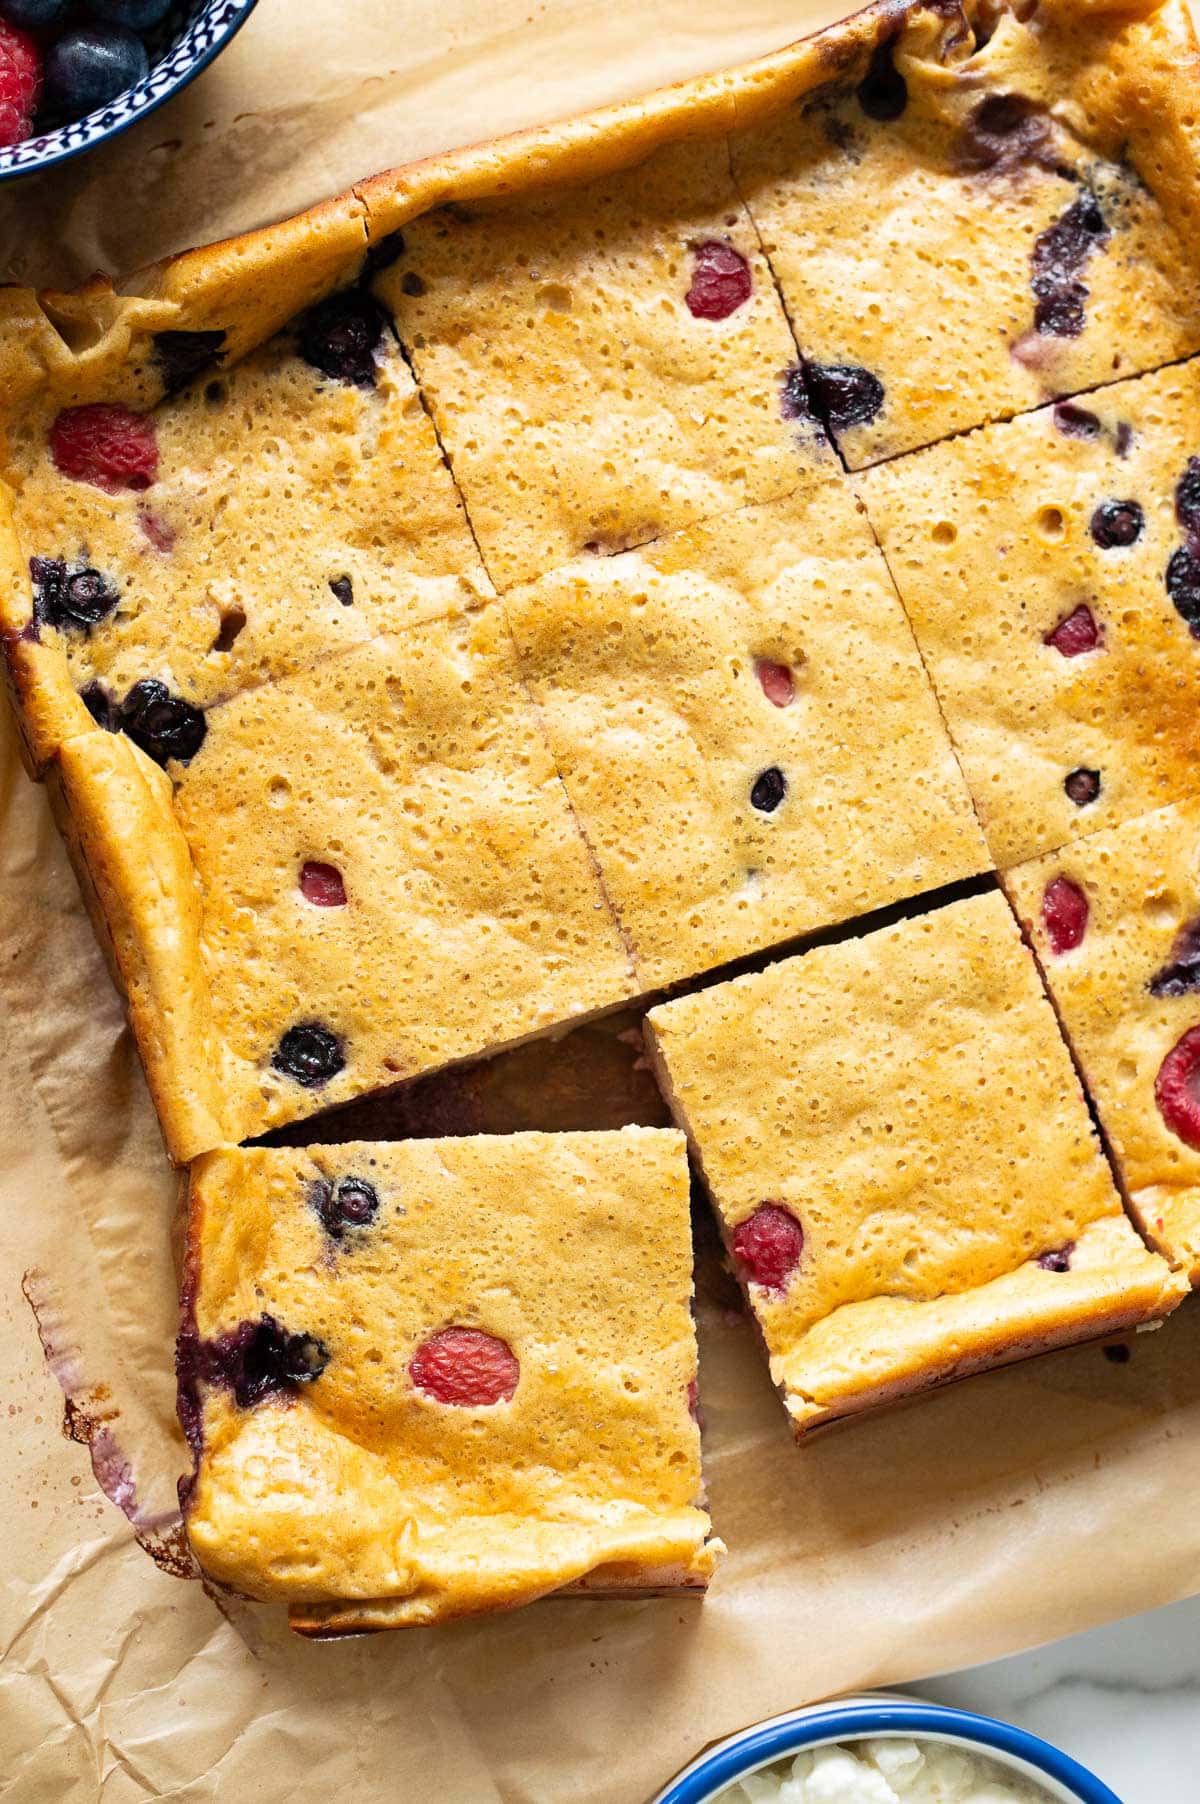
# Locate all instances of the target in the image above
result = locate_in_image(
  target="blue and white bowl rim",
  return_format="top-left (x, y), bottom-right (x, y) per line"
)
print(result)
top-left (652, 1697), bottom-right (1123, 1804)
top-left (0, 0), bottom-right (258, 181)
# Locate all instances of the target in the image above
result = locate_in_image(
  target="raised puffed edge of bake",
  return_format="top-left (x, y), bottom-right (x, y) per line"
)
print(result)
top-left (2, 0), bottom-right (1198, 773)
top-left (50, 726), bottom-right (234, 1161)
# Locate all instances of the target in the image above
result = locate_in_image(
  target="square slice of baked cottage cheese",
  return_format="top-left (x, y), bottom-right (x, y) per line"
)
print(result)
top-left (646, 889), bottom-right (1187, 1437)
top-left (178, 1129), bottom-right (720, 1631)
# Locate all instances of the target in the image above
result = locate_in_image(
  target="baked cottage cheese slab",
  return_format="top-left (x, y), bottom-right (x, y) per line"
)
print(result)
top-left (1005, 800), bottom-right (1200, 1285)
top-left (731, 0), bottom-right (1200, 467)
top-left (52, 609), bottom-right (636, 1161)
top-left (863, 358), bottom-right (1200, 869)
top-left (178, 1130), bottom-right (719, 1632)
top-left (646, 889), bottom-right (1186, 1436)
top-left (503, 481), bottom-right (988, 990)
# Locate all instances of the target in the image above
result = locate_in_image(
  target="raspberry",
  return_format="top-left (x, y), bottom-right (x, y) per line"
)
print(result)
top-left (410, 1327), bottom-right (520, 1406)
top-left (1155, 1027), bottom-right (1200, 1150)
top-left (299, 860), bottom-right (347, 907)
top-left (1044, 603), bottom-right (1102, 658)
top-left (685, 241), bottom-right (752, 321)
top-left (731, 1202), bottom-right (804, 1292)
top-left (50, 404), bottom-right (158, 494)
top-left (0, 21), bottom-right (40, 150)
top-left (1042, 875), bottom-right (1089, 955)
top-left (755, 658), bottom-right (796, 707)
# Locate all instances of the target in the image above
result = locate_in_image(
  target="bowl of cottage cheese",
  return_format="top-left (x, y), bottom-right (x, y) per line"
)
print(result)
top-left (651, 1699), bottom-right (1121, 1804)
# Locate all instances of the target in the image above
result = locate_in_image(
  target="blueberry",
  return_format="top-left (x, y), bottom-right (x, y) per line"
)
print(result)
top-left (1052, 402), bottom-right (1100, 440)
top-left (328, 575), bottom-right (353, 606)
top-left (361, 230), bottom-right (406, 280)
top-left (958, 93), bottom-right (1050, 175)
top-left (1031, 192), bottom-right (1108, 340)
top-left (0, 0), bottom-right (70, 26)
top-left (273, 1023), bottom-right (345, 1087)
top-left (119, 679), bottom-right (206, 765)
top-left (856, 37), bottom-right (906, 122)
top-left (1090, 499), bottom-right (1144, 549)
top-left (1175, 456), bottom-right (1200, 535)
top-left (1165, 545), bottom-right (1200, 637)
top-left (80, 681), bottom-right (118, 732)
top-left (30, 556), bottom-right (120, 633)
top-left (1036, 1244), bottom-right (1074, 1272)
top-left (89, 0), bottom-right (172, 27)
top-left (750, 767), bottom-right (787, 813)
top-left (1064, 767), bottom-right (1101, 807)
top-left (44, 28), bottom-right (149, 122)
top-left (297, 289), bottom-right (391, 389)
top-left (311, 1175), bottom-right (380, 1239)
top-left (194, 1314), bottom-right (329, 1409)
top-left (153, 329), bottom-right (227, 397)
top-left (804, 362), bottom-right (885, 432)
top-left (1148, 917), bottom-right (1200, 998)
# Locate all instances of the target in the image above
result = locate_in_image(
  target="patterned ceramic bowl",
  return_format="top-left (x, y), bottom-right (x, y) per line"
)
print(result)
top-left (0, 0), bottom-right (258, 182)
top-left (651, 1698), bottom-right (1123, 1804)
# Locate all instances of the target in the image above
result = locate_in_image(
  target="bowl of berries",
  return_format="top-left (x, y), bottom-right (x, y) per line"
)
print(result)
top-left (0, 0), bottom-right (257, 178)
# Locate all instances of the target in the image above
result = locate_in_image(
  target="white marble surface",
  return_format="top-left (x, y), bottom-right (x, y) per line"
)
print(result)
top-left (909, 1594), bottom-right (1200, 1801)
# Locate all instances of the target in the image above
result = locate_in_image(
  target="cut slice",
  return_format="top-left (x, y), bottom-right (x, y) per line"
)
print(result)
top-left (503, 481), bottom-right (989, 991)
top-left (646, 889), bottom-right (1185, 1436)
top-left (1005, 799), bottom-right (1200, 1285)
top-left (732, 0), bottom-right (1200, 466)
top-left (54, 608), bottom-right (636, 1161)
top-left (177, 1129), bottom-right (720, 1631)
top-left (3, 296), bottom-right (491, 772)
top-left (861, 358), bottom-right (1200, 868)
top-left (371, 135), bottom-right (829, 590)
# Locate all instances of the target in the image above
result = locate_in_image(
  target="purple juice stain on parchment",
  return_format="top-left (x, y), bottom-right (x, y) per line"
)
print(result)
top-left (21, 1267), bottom-right (197, 1581)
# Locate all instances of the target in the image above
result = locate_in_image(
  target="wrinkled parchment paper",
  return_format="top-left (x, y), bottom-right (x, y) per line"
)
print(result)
top-left (3, 4), bottom-right (1200, 1800)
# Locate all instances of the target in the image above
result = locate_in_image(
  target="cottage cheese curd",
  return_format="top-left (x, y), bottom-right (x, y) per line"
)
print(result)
top-left (714, 1739), bottom-right (1056, 1804)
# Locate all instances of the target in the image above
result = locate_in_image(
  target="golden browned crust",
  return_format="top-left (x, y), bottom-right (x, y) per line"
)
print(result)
top-left (52, 730), bottom-right (232, 1162)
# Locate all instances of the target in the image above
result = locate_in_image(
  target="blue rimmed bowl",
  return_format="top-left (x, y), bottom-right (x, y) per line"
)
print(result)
top-left (652, 1697), bottom-right (1123, 1804)
top-left (0, 0), bottom-right (258, 182)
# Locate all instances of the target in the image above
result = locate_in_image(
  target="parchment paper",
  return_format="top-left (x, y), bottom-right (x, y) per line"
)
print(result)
top-left (2, 5), bottom-right (1200, 1801)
